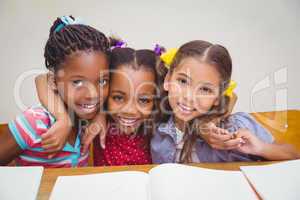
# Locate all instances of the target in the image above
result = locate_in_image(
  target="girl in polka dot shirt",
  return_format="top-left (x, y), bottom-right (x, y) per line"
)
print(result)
top-left (92, 44), bottom-right (163, 166)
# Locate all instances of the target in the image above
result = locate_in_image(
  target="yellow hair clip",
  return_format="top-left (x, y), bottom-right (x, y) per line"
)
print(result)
top-left (224, 80), bottom-right (237, 97)
top-left (160, 48), bottom-right (178, 68)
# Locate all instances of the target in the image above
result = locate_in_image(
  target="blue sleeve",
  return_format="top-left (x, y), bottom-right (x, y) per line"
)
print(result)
top-left (228, 112), bottom-right (274, 143)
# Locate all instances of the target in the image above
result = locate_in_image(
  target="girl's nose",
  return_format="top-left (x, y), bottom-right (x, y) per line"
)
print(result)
top-left (182, 87), bottom-right (194, 104)
top-left (85, 83), bottom-right (99, 100)
top-left (122, 99), bottom-right (139, 115)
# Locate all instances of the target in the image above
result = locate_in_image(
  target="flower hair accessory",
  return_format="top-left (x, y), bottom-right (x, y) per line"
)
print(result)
top-left (110, 39), bottom-right (127, 50)
top-left (224, 80), bottom-right (237, 97)
top-left (160, 48), bottom-right (178, 68)
top-left (54, 16), bottom-right (84, 33)
top-left (154, 44), bottom-right (166, 56)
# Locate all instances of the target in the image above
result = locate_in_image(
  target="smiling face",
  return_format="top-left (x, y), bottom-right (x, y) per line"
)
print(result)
top-left (54, 51), bottom-right (109, 120)
top-left (164, 57), bottom-right (221, 126)
top-left (108, 66), bottom-right (156, 135)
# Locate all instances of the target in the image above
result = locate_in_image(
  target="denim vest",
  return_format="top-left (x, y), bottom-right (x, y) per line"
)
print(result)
top-left (151, 112), bottom-right (274, 164)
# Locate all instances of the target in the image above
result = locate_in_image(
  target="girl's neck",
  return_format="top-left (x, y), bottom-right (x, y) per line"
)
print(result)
top-left (173, 115), bottom-right (187, 134)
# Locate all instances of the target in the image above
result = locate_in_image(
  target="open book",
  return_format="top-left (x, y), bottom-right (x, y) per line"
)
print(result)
top-left (50, 164), bottom-right (257, 200)
top-left (0, 166), bottom-right (44, 200)
top-left (241, 159), bottom-right (300, 200)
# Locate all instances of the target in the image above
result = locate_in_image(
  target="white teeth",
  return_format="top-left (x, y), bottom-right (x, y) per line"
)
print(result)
top-left (119, 117), bottom-right (138, 126)
top-left (178, 103), bottom-right (194, 113)
top-left (82, 104), bottom-right (96, 109)
top-left (78, 103), bottom-right (98, 113)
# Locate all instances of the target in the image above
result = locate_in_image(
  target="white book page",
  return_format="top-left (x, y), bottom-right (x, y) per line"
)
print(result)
top-left (50, 171), bottom-right (150, 200)
top-left (241, 159), bottom-right (300, 200)
top-left (149, 164), bottom-right (257, 200)
top-left (0, 166), bottom-right (44, 200)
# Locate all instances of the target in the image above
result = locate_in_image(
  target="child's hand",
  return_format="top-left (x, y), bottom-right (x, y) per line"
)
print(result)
top-left (235, 128), bottom-right (265, 155)
top-left (41, 118), bottom-right (72, 158)
top-left (81, 114), bottom-right (107, 154)
top-left (200, 123), bottom-right (244, 150)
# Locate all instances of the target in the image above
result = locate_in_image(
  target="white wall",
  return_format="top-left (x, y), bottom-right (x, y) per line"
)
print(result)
top-left (0, 0), bottom-right (299, 123)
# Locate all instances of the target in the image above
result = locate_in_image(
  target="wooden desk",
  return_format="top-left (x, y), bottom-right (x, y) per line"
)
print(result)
top-left (252, 110), bottom-right (300, 151)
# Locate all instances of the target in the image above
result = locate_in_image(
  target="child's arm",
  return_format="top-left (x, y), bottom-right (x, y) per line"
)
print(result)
top-left (81, 113), bottom-right (107, 154)
top-left (35, 73), bottom-right (72, 155)
top-left (236, 128), bottom-right (300, 160)
top-left (0, 126), bottom-right (22, 165)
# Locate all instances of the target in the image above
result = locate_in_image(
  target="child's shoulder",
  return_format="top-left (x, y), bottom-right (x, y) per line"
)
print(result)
top-left (20, 105), bottom-right (56, 131)
top-left (8, 105), bottom-right (56, 149)
top-left (227, 112), bottom-right (261, 129)
top-left (227, 112), bottom-right (274, 143)
top-left (228, 112), bottom-right (254, 124)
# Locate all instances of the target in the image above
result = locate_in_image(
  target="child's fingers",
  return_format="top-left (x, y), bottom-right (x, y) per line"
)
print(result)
top-left (223, 138), bottom-right (244, 149)
top-left (42, 143), bottom-right (60, 152)
top-left (210, 133), bottom-right (232, 142)
top-left (209, 126), bottom-right (230, 136)
top-left (42, 138), bottom-right (62, 151)
top-left (41, 123), bottom-right (61, 139)
top-left (99, 132), bottom-right (106, 149)
top-left (41, 137), bottom-right (56, 146)
top-left (41, 132), bottom-right (59, 146)
top-left (235, 129), bottom-right (254, 142)
top-left (41, 131), bottom-right (54, 140)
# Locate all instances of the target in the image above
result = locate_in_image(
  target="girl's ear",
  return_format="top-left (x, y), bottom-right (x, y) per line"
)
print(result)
top-left (163, 72), bottom-right (171, 91)
top-left (213, 97), bottom-right (222, 107)
top-left (213, 97), bottom-right (220, 107)
top-left (48, 71), bottom-right (58, 91)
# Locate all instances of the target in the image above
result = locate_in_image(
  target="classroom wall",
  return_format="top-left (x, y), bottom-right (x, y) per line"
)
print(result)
top-left (0, 0), bottom-right (299, 123)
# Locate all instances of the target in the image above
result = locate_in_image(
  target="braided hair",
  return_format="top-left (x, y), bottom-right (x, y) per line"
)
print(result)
top-left (44, 16), bottom-right (110, 71)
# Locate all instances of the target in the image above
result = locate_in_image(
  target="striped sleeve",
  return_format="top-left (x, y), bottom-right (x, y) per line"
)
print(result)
top-left (8, 107), bottom-right (51, 150)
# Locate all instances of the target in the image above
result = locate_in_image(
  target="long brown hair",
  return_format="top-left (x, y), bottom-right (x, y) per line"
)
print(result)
top-left (158, 40), bottom-right (233, 163)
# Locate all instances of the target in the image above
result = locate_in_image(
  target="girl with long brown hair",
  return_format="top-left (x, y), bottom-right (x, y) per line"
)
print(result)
top-left (151, 40), bottom-right (299, 163)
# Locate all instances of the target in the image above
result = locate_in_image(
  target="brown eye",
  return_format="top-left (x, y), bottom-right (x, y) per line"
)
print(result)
top-left (112, 95), bottom-right (124, 102)
top-left (199, 86), bottom-right (213, 94)
top-left (177, 78), bottom-right (187, 85)
top-left (72, 80), bottom-right (83, 87)
top-left (138, 96), bottom-right (151, 105)
top-left (99, 78), bottom-right (108, 87)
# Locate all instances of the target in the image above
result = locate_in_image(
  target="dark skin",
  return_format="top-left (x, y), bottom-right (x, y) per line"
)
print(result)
top-left (40, 52), bottom-right (109, 150)
top-left (108, 66), bottom-right (156, 135)
top-left (0, 51), bottom-right (109, 165)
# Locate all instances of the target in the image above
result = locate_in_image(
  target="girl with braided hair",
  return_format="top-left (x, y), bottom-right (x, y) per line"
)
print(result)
top-left (38, 38), bottom-right (164, 166)
top-left (0, 16), bottom-right (110, 167)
